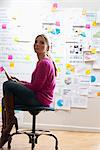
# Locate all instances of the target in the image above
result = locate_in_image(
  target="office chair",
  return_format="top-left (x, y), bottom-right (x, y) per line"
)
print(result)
top-left (7, 105), bottom-right (59, 150)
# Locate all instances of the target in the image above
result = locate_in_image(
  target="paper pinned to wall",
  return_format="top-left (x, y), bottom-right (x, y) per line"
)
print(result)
top-left (88, 85), bottom-right (100, 97)
top-left (71, 95), bottom-right (88, 108)
top-left (93, 53), bottom-right (100, 69)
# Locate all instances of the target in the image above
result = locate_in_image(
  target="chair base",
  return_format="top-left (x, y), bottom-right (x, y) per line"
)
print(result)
top-left (8, 129), bottom-right (58, 150)
top-left (7, 106), bottom-right (59, 150)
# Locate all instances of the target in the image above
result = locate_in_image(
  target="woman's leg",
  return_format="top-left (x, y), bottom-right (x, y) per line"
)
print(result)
top-left (0, 80), bottom-right (43, 148)
top-left (2, 80), bottom-right (42, 126)
top-left (0, 81), bottom-right (17, 148)
top-left (0, 80), bottom-right (42, 148)
top-left (3, 80), bottom-right (42, 107)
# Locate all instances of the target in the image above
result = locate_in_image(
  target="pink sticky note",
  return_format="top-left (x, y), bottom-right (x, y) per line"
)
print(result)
top-left (85, 24), bottom-right (90, 29)
top-left (56, 21), bottom-right (60, 26)
top-left (0, 66), bottom-right (4, 73)
top-left (2, 24), bottom-right (7, 29)
top-left (53, 3), bottom-right (58, 8)
top-left (8, 55), bottom-right (13, 60)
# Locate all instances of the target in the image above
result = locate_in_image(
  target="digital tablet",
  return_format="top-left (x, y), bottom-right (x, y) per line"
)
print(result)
top-left (3, 67), bottom-right (11, 80)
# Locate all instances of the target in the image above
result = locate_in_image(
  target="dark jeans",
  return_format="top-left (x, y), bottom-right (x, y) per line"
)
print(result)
top-left (2, 80), bottom-right (43, 107)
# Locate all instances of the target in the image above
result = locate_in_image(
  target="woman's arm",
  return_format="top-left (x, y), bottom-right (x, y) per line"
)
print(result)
top-left (24, 61), bottom-right (50, 91)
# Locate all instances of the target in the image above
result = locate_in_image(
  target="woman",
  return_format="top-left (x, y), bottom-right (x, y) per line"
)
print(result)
top-left (0, 34), bottom-right (57, 148)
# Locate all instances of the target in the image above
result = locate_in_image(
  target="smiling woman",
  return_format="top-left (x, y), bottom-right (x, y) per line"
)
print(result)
top-left (34, 34), bottom-right (49, 55)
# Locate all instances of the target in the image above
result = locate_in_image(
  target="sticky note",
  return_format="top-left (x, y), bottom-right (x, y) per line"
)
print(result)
top-left (85, 69), bottom-right (91, 75)
top-left (57, 67), bottom-right (61, 72)
top-left (48, 27), bottom-right (52, 32)
top-left (66, 64), bottom-right (71, 68)
top-left (57, 99), bottom-right (63, 107)
top-left (0, 106), bottom-right (2, 112)
top-left (66, 70), bottom-right (71, 75)
top-left (80, 32), bottom-right (86, 37)
top-left (56, 28), bottom-right (60, 34)
top-left (56, 21), bottom-right (60, 26)
top-left (92, 21), bottom-right (96, 26)
top-left (91, 75), bottom-right (96, 82)
top-left (51, 3), bottom-right (58, 12)
top-left (2, 24), bottom-right (7, 29)
top-left (10, 62), bottom-right (14, 68)
top-left (85, 24), bottom-right (90, 29)
top-left (96, 92), bottom-right (100, 96)
top-left (25, 55), bottom-right (30, 61)
top-left (55, 58), bottom-right (61, 63)
top-left (50, 29), bottom-right (55, 34)
top-left (0, 66), bottom-right (4, 73)
top-left (53, 3), bottom-right (58, 8)
top-left (90, 48), bottom-right (96, 54)
top-left (70, 66), bottom-right (75, 72)
top-left (8, 55), bottom-right (13, 60)
top-left (14, 37), bottom-right (19, 42)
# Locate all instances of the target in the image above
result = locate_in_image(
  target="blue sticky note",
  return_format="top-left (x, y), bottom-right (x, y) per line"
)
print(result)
top-left (57, 99), bottom-right (63, 107)
top-left (91, 75), bottom-right (96, 82)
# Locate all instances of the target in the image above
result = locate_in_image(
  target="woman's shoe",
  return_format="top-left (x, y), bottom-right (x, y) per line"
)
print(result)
top-left (0, 116), bottom-right (18, 148)
top-left (3, 116), bottom-right (18, 135)
top-left (0, 133), bottom-right (10, 148)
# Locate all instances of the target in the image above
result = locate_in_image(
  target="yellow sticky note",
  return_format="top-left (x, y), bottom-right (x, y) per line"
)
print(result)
top-left (66, 63), bottom-right (71, 69)
top-left (0, 105), bottom-right (2, 112)
top-left (70, 66), bottom-right (75, 73)
top-left (14, 37), bottom-right (19, 42)
top-left (25, 55), bottom-right (30, 61)
top-left (90, 48), bottom-right (96, 54)
top-left (10, 62), bottom-right (14, 68)
top-left (48, 27), bottom-right (52, 32)
top-left (55, 58), bottom-right (60, 63)
top-left (57, 67), bottom-right (61, 72)
top-left (85, 69), bottom-right (91, 75)
top-left (92, 21), bottom-right (96, 26)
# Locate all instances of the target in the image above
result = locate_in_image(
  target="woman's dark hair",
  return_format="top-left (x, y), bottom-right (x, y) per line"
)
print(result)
top-left (35, 34), bottom-right (57, 76)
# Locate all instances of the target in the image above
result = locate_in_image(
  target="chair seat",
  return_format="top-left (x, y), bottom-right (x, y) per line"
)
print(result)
top-left (14, 105), bottom-right (55, 113)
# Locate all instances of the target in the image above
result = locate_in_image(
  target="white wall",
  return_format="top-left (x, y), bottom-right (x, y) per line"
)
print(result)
top-left (22, 98), bottom-right (100, 132)
top-left (0, 0), bottom-right (100, 132)
top-left (56, 0), bottom-right (100, 10)
top-left (0, 0), bottom-right (100, 10)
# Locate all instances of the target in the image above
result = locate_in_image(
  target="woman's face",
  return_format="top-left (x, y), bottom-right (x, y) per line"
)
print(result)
top-left (34, 36), bottom-right (48, 54)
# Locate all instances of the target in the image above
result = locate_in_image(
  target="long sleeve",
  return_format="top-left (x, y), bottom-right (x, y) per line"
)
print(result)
top-left (22, 58), bottom-right (56, 106)
top-left (24, 60), bottom-right (50, 91)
